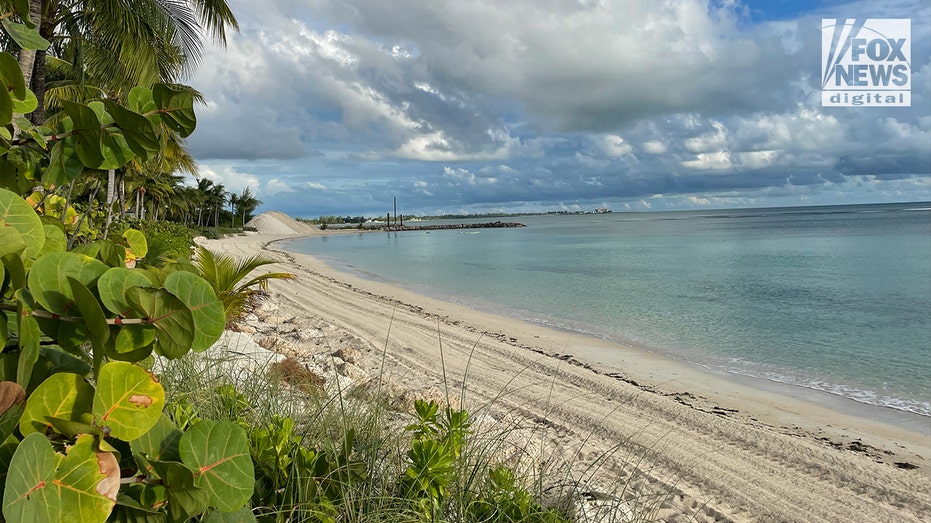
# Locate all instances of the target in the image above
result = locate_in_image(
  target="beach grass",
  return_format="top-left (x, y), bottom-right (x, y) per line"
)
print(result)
top-left (152, 309), bottom-right (675, 523)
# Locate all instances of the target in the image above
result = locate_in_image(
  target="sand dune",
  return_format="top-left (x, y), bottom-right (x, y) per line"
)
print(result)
top-left (203, 213), bottom-right (930, 522)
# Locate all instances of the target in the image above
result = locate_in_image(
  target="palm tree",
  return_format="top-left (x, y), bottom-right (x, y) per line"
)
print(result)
top-left (235, 187), bottom-right (261, 226)
top-left (193, 245), bottom-right (294, 325)
top-left (15, 0), bottom-right (238, 123)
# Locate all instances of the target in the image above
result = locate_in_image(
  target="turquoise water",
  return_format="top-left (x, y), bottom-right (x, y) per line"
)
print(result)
top-left (283, 203), bottom-right (931, 417)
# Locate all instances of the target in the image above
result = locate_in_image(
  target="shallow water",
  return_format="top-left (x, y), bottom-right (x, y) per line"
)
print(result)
top-left (283, 202), bottom-right (931, 417)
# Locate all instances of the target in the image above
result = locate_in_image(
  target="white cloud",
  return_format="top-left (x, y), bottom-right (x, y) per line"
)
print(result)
top-left (264, 178), bottom-right (296, 196)
top-left (642, 140), bottom-right (667, 154)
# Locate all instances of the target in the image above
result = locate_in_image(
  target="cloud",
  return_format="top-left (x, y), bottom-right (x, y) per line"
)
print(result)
top-left (184, 0), bottom-right (931, 217)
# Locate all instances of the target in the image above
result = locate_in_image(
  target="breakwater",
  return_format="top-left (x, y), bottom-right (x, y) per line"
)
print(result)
top-left (384, 221), bottom-right (525, 231)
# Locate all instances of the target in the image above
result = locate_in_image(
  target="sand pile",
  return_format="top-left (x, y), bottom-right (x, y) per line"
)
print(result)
top-left (246, 211), bottom-right (322, 236)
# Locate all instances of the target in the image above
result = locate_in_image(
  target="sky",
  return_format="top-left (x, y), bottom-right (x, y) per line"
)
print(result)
top-left (184, 0), bottom-right (931, 218)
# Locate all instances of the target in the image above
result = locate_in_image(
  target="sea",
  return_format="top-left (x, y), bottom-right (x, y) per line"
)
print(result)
top-left (281, 202), bottom-right (931, 422)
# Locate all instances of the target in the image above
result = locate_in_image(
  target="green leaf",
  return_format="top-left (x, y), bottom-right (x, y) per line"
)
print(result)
top-left (123, 228), bottom-right (149, 260)
top-left (128, 86), bottom-right (156, 115)
top-left (0, 227), bottom-right (25, 258)
top-left (66, 277), bottom-right (110, 353)
top-left (113, 324), bottom-right (156, 354)
top-left (19, 372), bottom-right (94, 436)
top-left (0, 21), bottom-right (50, 51)
top-left (104, 100), bottom-right (159, 162)
top-left (130, 413), bottom-right (182, 463)
top-left (14, 295), bottom-right (40, 390)
top-left (112, 493), bottom-right (168, 522)
top-left (37, 223), bottom-right (67, 259)
top-left (27, 251), bottom-right (108, 315)
top-left (0, 382), bottom-right (26, 442)
top-left (1, 433), bottom-right (118, 522)
top-left (203, 506), bottom-right (258, 522)
top-left (126, 287), bottom-right (194, 359)
top-left (0, 434), bottom-right (19, 506)
top-left (149, 460), bottom-right (209, 523)
top-left (98, 267), bottom-right (153, 316)
top-left (94, 239), bottom-right (127, 268)
top-left (1, 254), bottom-right (26, 295)
top-left (0, 78), bottom-right (11, 126)
top-left (152, 84), bottom-right (196, 138)
top-left (0, 187), bottom-right (45, 261)
top-left (60, 100), bottom-right (105, 168)
top-left (11, 90), bottom-right (38, 116)
top-left (179, 420), bottom-right (254, 511)
top-left (165, 271), bottom-right (225, 352)
top-left (0, 53), bottom-right (26, 100)
top-left (93, 361), bottom-right (165, 441)
top-left (88, 101), bottom-right (136, 169)
top-left (45, 140), bottom-right (85, 186)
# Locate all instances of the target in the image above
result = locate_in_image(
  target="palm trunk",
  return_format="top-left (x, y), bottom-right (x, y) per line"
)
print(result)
top-left (12, 0), bottom-right (43, 138)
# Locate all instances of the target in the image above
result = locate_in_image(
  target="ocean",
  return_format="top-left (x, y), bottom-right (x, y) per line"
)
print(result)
top-left (282, 202), bottom-right (931, 419)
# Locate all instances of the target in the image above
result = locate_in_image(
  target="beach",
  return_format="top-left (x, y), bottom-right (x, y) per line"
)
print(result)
top-left (202, 216), bottom-right (931, 522)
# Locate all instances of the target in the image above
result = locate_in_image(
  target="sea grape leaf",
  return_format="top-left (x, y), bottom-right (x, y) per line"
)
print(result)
top-left (0, 381), bottom-right (25, 442)
top-left (203, 506), bottom-right (258, 522)
top-left (0, 77), bottom-right (11, 125)
top-left (164, 271), bottom-right (225, 352)
top-left (123, 228), bottom-right (149, 260)
top-left (126, 287), bottom-right (194, 359)
top-left (131, 413), bottom-right (182, 464)
top-left (45, 140), bottom-right (85, 186)
top-left (149, 460), bottom-right (209, 523)
top-left (1, 433), bottom-right (118, 522)
top-left (104, 100), bottom-right (159, 162)
top-left (59, 100), bottom-right (105, 168)
top-left (111, 493), bottom-right (168, 522)
top-left (152, 84), bottom-right (196, 137)
top-left (14, 294), bottom-right (40, 390)
top-left (37, 222), bottom-right (67, 258)
top-left (0, 20), bottom-right (50, 51)
top-left (114, 324), bottom-right (157, 354)
top-left (179, 420), bottom-right (254, 511)
top-left (94, 239), bottom-right (127, 268)
top-left (93, 361), bottom-right (165, 441)
top-left (19, 372), bottom-right (94, 435)
top-left (1, 254), bottom-right (26, 295)
top-left (106, 332), bottom-right (155, 362)
top-left (0, 52), bottom-right (26, 99)
top-left (128, 86), bottom-right (156, 115)
top-left (10, 89), bottom-right (37, 115)
top-left (0, 187), bottom-right (45, 261)
top-left (0, 228), bottom-right (24, 259)
top-left (0, 434), bottom-right (18, 507)
top-left (1, 432), bottom-right (59, 521)
top-left (87, 101), bottom-right (135, 170)
top-left (27, 251), bottom-right (108, 315)
top-left (98, 267), bottom-right (153, 316)
top-left (67, 277), bottom-right (110, 353)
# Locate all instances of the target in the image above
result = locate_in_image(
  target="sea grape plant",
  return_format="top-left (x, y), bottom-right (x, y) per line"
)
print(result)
top-left (0, 20), bottom-right (255, 521)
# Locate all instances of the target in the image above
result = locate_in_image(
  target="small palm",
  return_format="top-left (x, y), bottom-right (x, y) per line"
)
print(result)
top-left (194, 245), bottom-right (294, 324)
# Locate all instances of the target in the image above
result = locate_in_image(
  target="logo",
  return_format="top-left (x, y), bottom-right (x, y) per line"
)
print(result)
top-left (822, 19), bottom-right (911, 107)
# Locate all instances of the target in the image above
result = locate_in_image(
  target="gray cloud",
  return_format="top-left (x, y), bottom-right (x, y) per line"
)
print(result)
top-left (185, 0), bottom-right (931, 216)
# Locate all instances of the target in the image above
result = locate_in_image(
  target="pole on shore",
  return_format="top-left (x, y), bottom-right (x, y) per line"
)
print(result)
top-left (393, 196), bottom-right (397, 228)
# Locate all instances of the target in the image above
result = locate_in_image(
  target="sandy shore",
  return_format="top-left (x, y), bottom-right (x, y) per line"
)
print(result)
top-left (203, 226), bottom-right (930, 523)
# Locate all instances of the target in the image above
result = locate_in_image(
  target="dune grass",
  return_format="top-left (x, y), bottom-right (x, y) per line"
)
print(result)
top-left (154, 302), bottom-right (677, 523)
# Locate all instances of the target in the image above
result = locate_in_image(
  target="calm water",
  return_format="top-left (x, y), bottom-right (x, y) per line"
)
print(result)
top-left (283, 203), bottom-right (931, 417)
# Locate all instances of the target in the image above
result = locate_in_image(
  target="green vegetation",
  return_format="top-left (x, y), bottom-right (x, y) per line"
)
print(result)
top-left (0, 4), bottom-right (657, 522)
top-left (192, 245), bottom-right (295, 325)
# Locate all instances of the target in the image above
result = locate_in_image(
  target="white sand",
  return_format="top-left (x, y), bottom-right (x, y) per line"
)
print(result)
top-left (205, 213), bottom-right (931, 522)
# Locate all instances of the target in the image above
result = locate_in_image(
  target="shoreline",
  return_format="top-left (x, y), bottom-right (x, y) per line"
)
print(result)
top-left (204, 229), bottom-right (931, 522)
top-left (281, 231), bottom-right (931, 436)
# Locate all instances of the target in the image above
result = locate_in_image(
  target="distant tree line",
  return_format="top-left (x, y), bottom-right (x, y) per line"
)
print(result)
top-left (301, 215), bottom-right (369, 225)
